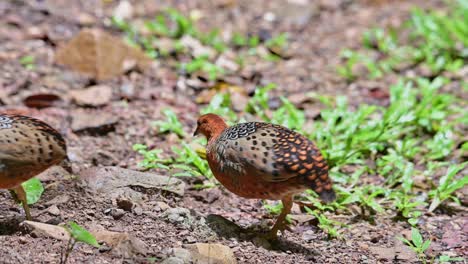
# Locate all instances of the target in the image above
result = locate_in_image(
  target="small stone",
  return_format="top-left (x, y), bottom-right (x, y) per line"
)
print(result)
top-left (113, 1), bottom-right (133, 21)
top-left (111, 209), bottom-right (126, 220)
top-left (133, 206), bottom-right (143, 216)
top-left (184, 243), bottom-right (237, 264)
top-left (165, 208), bottom-right (191, 223)
top-left (46, 205), bottom-right (61, 216)
top-left (116, 198), bottom-right (134, 212)
top-left (21, 221), bottom-right (70, 241)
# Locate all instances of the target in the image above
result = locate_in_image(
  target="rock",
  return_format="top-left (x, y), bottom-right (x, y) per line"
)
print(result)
top-left (71, 109), bottom-right (119, 134)
top-left (113, 1), bottom-right (133, 21)
top-left (70, 85), bottom-right (113, 106)
top-left (162, 257), bottom-right (185, 264)
top-left (36, 166), bottom-right (71, 182)
top-left (21, 221), bottom-right (70, 241)
top-left (184, 243), bottom-right (237, 264)
top-left (55, 28), bottom-right (152, 80)
top-left (173, 248), bottom-right (192, 263)
top-left (111, 209), bottom-right (126, 220)
top-left (46, 205), bottom-right (61, 216)
top-left (369, 236), bottom-right (417, 261)
top-left (45, 194), bottom-right (70, 206)
top-left (92, 229), bottom-right (149, 258)
top-left (164, 208), bottom-right (192, 224)
top-left (116, 197), bottom-right (134, 212)
top-left (80, 166), bottom-right (185, 196)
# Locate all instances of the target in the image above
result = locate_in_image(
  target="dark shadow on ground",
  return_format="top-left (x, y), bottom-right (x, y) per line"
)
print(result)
top-left (205, 214), bottom-right (322, 258)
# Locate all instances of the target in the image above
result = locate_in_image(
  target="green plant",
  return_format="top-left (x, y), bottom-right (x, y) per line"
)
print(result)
top-left (263, 201), bottom-right (283, 215)
top-left (21, 178), bottom-right (44, 205)
top-left (337, 1), bottom-right (468, 79)
top-left (181, 55), bottom-right (225, 81)
top-left (390, 192), bottom-right (426, 225)
top-left (398, 227), bottom-right (431, 264)
top-left (171, 141), bottom-right (213, 179)
top-left (437, 255), bottom-right (464, 263)
top-left (133, 144), bottom-right (171, 170)
top-left (428, 162), bottom-right (467, 212)
top-left (341, 185), bottom-right (386, 215)
top-left (153, 109), bottom-right (185, 137)
top-left (304, 206), bottom-right (343, 238)
top-left (19, 55), bottom-right (35, 70)
top-left (61, 222), bottom-right (99, 264)
top-left (265, 33), bottom-right (288, 49)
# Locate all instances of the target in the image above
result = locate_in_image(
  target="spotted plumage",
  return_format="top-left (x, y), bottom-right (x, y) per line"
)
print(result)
top-left (0, 114), bottom-right (67, 219)
top-left (194, 113), bottom-right (335, 239)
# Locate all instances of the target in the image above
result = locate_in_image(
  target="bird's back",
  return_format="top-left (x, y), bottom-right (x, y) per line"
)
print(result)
top-left (0, 115), bottom-right (67, 188)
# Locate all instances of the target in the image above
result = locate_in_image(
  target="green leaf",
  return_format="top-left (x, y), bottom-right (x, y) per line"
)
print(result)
top-left (421, 239), bottom-right (431, 252)
top-left (66, 222), bottom-right (100, 248)
top-left (21, 178), bottom-right (44, 205)
top-left (411, 227), bottom-right (423, 248)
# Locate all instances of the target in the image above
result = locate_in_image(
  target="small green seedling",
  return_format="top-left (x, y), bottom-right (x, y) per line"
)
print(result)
top-left (341, 186), bottom-right (385, 215)
top-left (428, 162), bottom-right (467, 212)
top-left (153, 109), bottom-right (185, 137)
top-left (262, 201), bottom-right (283, 215)
top-left (133, 144), bottom-right (172, 170)
top-left (304, 206), bottom-right (343, 238)
top-left (398, 227), bottom-right (431, 264)
top-left (21, 178), bottom-right (44, 205)
top-left (61, 222), bottom-right (99, 264)
top-left (182, 55), bottom-right (225, 81)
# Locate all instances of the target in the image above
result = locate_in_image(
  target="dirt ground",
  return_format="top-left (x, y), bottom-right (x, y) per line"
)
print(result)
top-left (0, 0), bottom-right (466, 263)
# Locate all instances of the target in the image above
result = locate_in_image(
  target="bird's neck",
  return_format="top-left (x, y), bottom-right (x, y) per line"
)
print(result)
top-left (206, 122), bottom-right (228, 143)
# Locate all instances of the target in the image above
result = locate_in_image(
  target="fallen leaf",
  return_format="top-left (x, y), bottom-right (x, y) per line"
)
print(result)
top-left (55, 28), bottom-right (152, 80)
top-left (23, 94), bottom-right (62, 108)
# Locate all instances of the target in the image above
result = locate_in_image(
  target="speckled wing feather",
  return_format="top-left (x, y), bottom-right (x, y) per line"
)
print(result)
top-left (0, 115), bottom-right (67, 187)
top-left (212, 122), bottom-right (331, 192)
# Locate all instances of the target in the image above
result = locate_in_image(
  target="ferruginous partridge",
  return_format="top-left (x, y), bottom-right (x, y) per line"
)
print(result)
top-left (0, 114), bottom-right (67, 220)
top-left (194, 113), bottom-right (335, 238)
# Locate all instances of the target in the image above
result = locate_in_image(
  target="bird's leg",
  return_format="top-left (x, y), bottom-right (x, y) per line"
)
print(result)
top-left (266, 195), bottom-right (293, 239)
top-left (10, 185), bottom-right (32, 220)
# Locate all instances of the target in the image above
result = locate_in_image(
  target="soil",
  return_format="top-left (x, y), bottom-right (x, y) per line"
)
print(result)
top-left (0, 0), bottom-right (466, 263)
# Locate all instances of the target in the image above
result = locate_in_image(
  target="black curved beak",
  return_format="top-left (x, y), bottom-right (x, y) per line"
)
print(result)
top-left (193, 127), bottom-right (200, 137)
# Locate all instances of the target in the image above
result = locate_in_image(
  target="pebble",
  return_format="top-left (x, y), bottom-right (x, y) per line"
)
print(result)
top-left (111, 209), bottom-right (126, 220)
